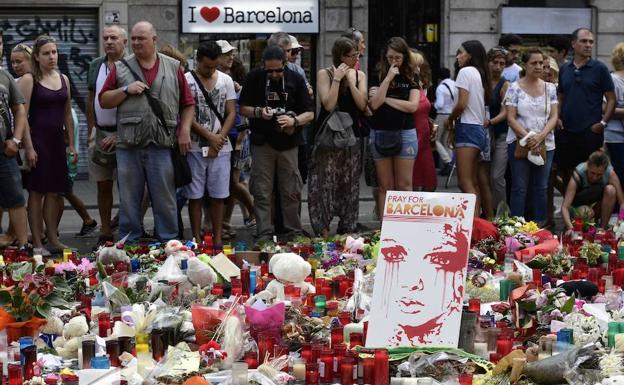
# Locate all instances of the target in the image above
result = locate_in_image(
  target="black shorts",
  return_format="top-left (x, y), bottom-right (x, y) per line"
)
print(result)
top-left (572, 184), bottom-right (604, 206)
top-left (0, 154), bottom-right (26, 209)
top-left (555, 129), bottom-right (603, 172)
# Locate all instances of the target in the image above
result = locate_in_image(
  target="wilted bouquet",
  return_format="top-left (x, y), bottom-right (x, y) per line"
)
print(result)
top-left (0, 272), bottom-right (71, 321)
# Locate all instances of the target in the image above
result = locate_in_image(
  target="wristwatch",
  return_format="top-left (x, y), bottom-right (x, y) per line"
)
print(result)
top-left (122, 85), bottom-right (129, 95)
top-left (293, 116), bottom-right (299, 128)
top-left (600, 120), bottom-right (608, 128)
top-left (11, 137), bottom-right (22, 147)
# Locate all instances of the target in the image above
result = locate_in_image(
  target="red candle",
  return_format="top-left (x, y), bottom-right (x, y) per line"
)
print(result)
top-left (338, 278), bottom-right (350, 298)
top-left (311, 343), bottom-right (324, 364)
top-left (532, 269), bottom-right (542, 287)
top-left (231, 278), bottom-right (242, 297)
top-left (588, 267), bottom-right (601, 284)
top-left (340, 356), bottom-right (355, 385)
top-left (8, 362), bottom-right (22, 385)
top-left (459, 373), bottom-right (474, 385)
top-left (305, 362), bottom-right (320, 385)
top-left (333, 343), bottom-right (347, 376)
top-left (240, 268), bottom-right (250, 295)
top-left (22, 345), bottom-right (37, 380)
top-left (257, 333), bottom-right (275, 363)
top-left (373, 349), bottom-right (389, 385)
top-left (614, 268), bottom-right (624, 287)
top-left (211, 283), bottom-right (224, 297)
top-left (300, 342), bottom-right (312, 364)
top-left (331, 325), bottom-right (344, 347)
top-left (339, 311), bottom-right (352, 326)
top-left (489, 352), bottom-right (502, 364)
top-left (349, 333), bottom-right (363, 349)
top-left (496, 338), bottom-right (513, 356)
top-left (284, 283), bottom-right (295, 297)
top-left (468, 298), bottom-right (481, 314)
top-left (320, 348), bottom-right (334, 383)
top-left (321, 285), bottom-right (333, 300)
top-left (98, 312), bottom-right (111, 338)
top-left (362, 356), bottom-right (375, 384)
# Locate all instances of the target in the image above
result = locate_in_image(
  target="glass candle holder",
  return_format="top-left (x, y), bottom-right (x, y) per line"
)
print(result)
top-left (305, 362), bottom-right (320, 385)
top-left (319, 348), bottom-right (334, 383)
top-left (8, 361), bottom-right (23, 385)
top-left (331, 325), bottom-right (344, 347)
top-left (340, 356), bottom-right (355, 385)
top-left (243, 351), bottom-right (258, 369)
top-left (458, 373), bottom-right (473, 385)
top-left (22, 345), bottom-right (38, 380)
top-left (373, 349), bottom-right (389, 385)
top-left (106, 339), bottom-right (120, 367)
top-left (468, 298), bottom-right (481, 314)
top-left (300, 342), bottom-right (312, 364)
top-left (91, 356), bottom-right (111, 369)
top-left (362, 356), bottom-right (375, 384)
top-left (496, 338), bottom-right (513, 356)
top-left (231, 362), bottom-right (248, 385)
top-left (98, 312), bottom-right (111, 338)
top-left (292, 358), bottom-right (306, 381)
top-left (257, 333), bottom-right (275, 363)
top-left (151, 329), bottom-right (165, 362)
top-left (82, 338), bottom-right (96, 369)
top-left (349, 333), bottom-right (363, 349)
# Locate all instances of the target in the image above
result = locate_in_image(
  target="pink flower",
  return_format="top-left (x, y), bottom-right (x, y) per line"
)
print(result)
top-left (76, 258), bottom-right (93, 275)
top-left (55, 261), bottom-right (77, 274)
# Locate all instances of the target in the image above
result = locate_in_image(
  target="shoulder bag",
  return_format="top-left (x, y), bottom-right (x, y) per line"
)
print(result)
top-left (513, 83), bottom-right (548, 161)
top-left (120, 59), bottom-right (192, 188)
top-left (313, 69), bottom-right (357, 151)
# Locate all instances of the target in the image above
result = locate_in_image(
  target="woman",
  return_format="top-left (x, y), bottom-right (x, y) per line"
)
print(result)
top-left (369, 37), bottom-right (419, 213)
top-left (411, 50), bottom-right (436, 191)
top-left (308, 37), bottom-right (367, 237)
top-left (433, 67), bottom-right (457, 176)
top-left (484, 47), bottom-right (510, 211)
top-left (342, 27), bottom-right (366, 70)
top-left (604, 43), bottom-right (624, 185)
top-left (10, 44), bottom-right (32, 80)
top-left (445, 40), bottom-right (492, 215)
top-left (19, 35), bottom-right (77, 254)
top-left (505, 48), bottom-right (558, 226)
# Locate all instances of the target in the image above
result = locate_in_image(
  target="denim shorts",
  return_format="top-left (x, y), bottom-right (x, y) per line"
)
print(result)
top-left (0, 154), bottom-right (26, 209)
top-left (370, 128), bottom-right (418, 160)
top-left (455, 122), bottom-right (488, 153)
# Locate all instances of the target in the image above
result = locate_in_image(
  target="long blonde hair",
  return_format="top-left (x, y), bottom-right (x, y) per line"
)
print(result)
top-left (31, 35), bottom-right (57, 82)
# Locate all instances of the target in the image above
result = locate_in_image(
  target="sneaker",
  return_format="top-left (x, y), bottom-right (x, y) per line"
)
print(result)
top-left (93, 235), bottom-right (114, 251)
top-left (244, 217), bottom-right (257, 228)
top-left (75, 220), bottom-right (98, 236)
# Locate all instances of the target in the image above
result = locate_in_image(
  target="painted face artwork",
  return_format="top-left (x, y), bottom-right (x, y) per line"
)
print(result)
top-left (367, 193), bottom-right (474, 348)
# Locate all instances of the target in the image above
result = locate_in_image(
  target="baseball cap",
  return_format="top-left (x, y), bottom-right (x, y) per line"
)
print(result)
top-left (289, 35), bottom-right (303, 50)
top-left (216, 40), bottom-right (236, 54)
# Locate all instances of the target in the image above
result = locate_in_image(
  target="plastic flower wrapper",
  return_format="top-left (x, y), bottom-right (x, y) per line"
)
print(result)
top-left (102, 280), bottom-right (131, 310)
top-left (245, 301), bottom-right (285, 342)
top-left (191, 303), bottom-right (227, 346)
top-left (111, 302), bottom-right (159, 337)
top-left (258, 354), bottom-right (293, 385)
top-left (145, 342), bottom-right (202, 384)
top-left (600, 350), bottom-right (624, 378)
top-left (406, 351), bottom-right (478, 382)
top-left (522, 344), bottom-right (599, 385)
top-left (564, 313), bottom-right (604, 347)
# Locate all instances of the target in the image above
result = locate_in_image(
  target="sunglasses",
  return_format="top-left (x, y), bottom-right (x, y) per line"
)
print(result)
top-left (13, 44), bottom-right (32, 55)
top-left (491, 47), bottom-right (509, 56)
top-left (265, 68), bottom-right (284, 74)
top-left (35, 36), bottom-right (56, 48)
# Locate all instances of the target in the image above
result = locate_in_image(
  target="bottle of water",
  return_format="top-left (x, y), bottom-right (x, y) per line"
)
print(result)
top-left (68, 152), bottom-right (78, 181)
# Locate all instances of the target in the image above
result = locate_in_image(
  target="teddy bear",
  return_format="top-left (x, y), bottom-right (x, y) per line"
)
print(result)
top-left (52, 315), bottom-right (90, 358)
top-left (165, 239), bottom-right (196, 261)
top-left (249, 252), bottom-right (315, 303)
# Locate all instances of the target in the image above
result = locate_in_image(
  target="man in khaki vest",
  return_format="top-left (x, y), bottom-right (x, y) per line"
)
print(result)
top-left (99, 21), bottom-right (195, 242)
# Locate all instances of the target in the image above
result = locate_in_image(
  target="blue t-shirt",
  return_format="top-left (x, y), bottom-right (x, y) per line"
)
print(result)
top-left (558, 59), bottom-right (614, 133)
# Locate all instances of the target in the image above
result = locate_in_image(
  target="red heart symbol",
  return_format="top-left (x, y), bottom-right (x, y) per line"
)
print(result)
top-left (200, 6), bottom-right (220, 23)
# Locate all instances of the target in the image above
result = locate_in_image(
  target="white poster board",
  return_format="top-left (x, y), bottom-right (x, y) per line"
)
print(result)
top-left (367, 191), bottom-right (476, 348)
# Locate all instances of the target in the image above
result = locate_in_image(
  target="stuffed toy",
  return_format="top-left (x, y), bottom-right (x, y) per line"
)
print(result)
top-left (52, 315), bottom-right (89, 358)
top-left (96, 234), bottom-right (130, 265)
top-left (250, 253), bottom-right (315, 303)
top-left (187, 257), bottom-right (218, 288)
top-left (165, 239), bottom-right (196, 261)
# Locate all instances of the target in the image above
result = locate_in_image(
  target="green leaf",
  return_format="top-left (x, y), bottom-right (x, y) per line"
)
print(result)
top-left (518, 300), bottom-right (537, 312)
top-left (561, 295), bottom-right (576, 314)
top-left (10, 262), bottom-right (33, 281)
top-left (36, 303), bottom-right (52, 318)
top-left (0, 290), bottom-right (11, 306)
top-left (46, 294), bottom-right (71, 309)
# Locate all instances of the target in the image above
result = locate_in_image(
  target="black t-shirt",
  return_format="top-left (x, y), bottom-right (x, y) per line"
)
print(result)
top-left (240, 66), bottom-right (313, 151)
top-left (370, 75), bottom-right (416, 131)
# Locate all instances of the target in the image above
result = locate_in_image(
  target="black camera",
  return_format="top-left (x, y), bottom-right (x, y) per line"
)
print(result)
top-left (272, 107), bottom-right (287, 116)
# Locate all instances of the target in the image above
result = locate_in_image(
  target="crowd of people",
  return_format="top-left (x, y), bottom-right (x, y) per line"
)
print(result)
top-left (1, 22), bottom-right (624, 254)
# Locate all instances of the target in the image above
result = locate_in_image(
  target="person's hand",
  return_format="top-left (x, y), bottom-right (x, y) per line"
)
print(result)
top-left (100, 134), bottom-right (117, 151)
top-left (127, 81), bottom-right (148, 95)
top-left (590, 122), bottom-right (605, 134)
top-left (276, 115), bottom-right (295, 132)
top-left (556, 119), bottom-right (563, 131)
top-left (446, 122), bottom-right (455, 149)
top-left (68, 146), bottom-right (78, 164)
top-left (261, 107), bottom-right (274, 121)
top-left (332, 63), bottom-right (349, 82)
top-left (307, 83), bottom-right (314, 97)
top-left (178, 131), bottom-right (192, 155)
top-left (368, 87), bottom-right (378, 100)
top-left (429, 123), bottom-right (438, 141)
top-left (4, 140), bottom-right (18, 157)
top-left (26, 148), bottom-right (38, 168)
top-left (385, 64), bottom-right (399, 82)
top-left (233, 81), bottom-right (241, 93)
top-left (207, 132), bottom-right (225, 151)
top-left (527, 132), bottom-right (544, 151)
top-left (484, 119), bottom-right (491, 128)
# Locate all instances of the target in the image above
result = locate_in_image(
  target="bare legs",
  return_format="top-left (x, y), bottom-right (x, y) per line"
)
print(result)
top-left (29, 191), bottom-right (67, 250)
top-left (375, 157), bottom-right (415, 216)
top-left (456, 147), bottom-right (482, 215)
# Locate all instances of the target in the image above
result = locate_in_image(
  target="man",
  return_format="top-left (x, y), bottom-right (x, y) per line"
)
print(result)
top-left (99, 21), bottom-right (194, 242)
top-left (269, 32), bottom-right (313, 96)
top-left (557, 28), bottom-right (616, 186)
top-left (288, 35), bottom-right (302, 65)
top-left (498, 34), bottom-right (523, 82)
top-left (547, 35), bottom-right (570, 66)
top-left (0, 54), bottom-right (30, 249)
top-left (183, 41), bottom-right (236, 245)
top-left (86, 25), bottom-right (127, 246)
top-left (240, 45), bottom-right (313, 241)
top-left (561, 151), bottom-right (624, 230)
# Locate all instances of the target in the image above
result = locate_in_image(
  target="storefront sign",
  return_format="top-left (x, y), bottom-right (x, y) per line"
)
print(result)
top-left (367, 191), bottom-right (476, 348)
top-left (181, 0), bottom-right (319, 34)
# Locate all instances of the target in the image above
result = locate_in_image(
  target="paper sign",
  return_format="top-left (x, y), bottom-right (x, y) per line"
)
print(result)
top-left (366, 191), bottom-right (476, 348)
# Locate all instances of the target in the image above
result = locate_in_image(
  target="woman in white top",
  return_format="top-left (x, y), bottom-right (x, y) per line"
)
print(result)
top-left (505, 48), bottom-right (559, 225)
top-left (444, 40), bottom-right (491, 215)
top-left (433, 67), bottom-right (456, 174)
top-left (605, 43), bottom-right (624, 185)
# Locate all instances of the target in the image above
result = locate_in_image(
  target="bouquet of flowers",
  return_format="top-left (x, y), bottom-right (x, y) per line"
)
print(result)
top-left (0, 272), bottom-right (71, 321)
top-left (526, 250), bottom-right (573, 278)
top-left (494, 215), bottom-right (528, 237)
top-left (580, 241), bottom-right (604, 267)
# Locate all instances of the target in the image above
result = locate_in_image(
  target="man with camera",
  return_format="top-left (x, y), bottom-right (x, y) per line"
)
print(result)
top-left (240, 45), bottom-right (314, 241)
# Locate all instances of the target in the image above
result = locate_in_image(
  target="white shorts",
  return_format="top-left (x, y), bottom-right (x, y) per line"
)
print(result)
top-left (88, 146), bottom-right (116, 182)
top-left (182, 151), bottom-right (231, 199)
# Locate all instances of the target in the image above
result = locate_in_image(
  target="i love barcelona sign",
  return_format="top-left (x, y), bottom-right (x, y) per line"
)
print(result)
top-left (181, 0), bottom-right (319, 33)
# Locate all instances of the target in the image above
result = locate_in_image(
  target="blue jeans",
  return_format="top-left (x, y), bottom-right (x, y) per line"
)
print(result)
top-left (117, 145), bottom-right (177, 242)
top-left (508, 141), bottom-right (554, 223)
top-left (607, 142), bottom-right (624, 187)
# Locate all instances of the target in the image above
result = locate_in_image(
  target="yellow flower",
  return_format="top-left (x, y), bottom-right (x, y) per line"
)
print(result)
top-left (520, 221), bottom-right (540, 234)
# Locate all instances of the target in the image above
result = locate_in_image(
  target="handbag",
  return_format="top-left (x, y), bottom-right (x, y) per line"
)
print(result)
top-left (374, 130), bottom-right (402, 157)
top-left (513, 83), bottom-right (548, 161)
top-left (120, 59), bottom-right (191, 187)
top-left (92, 129), bottom-right (117, 168)
top-left (312, 69), bottom-right (357, 152)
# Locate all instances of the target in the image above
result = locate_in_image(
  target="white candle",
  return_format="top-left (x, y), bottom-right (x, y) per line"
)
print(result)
top-left (473, 342), bottom-right (489, 360)
top-left (293, 359), bottom-right (306, 380)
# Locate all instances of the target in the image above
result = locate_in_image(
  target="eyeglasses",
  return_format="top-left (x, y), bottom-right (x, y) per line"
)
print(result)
top-left (574, 68), bottom-right (582, 83)
top-left (265, 68), bottom-right (284, 74)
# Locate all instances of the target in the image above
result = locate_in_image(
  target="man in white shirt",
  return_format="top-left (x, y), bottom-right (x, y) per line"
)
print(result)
top-left (183, 41), bottom-right (237, 245)
top-left (499, 34), bottom-right (523, 83)
top-left (86, 25), bottom-right (127, 245)
top-left (434, 67), bottom-right (457, 175)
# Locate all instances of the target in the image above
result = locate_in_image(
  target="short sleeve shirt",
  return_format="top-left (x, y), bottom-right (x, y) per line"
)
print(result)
top-left (370, 75), bottom-right (417, 131)
top-left (505, 81), bottom-right (558, 151)
top-left (185, 70), bottom-right (236, 152)
top-left (0, 69), bottom-right (25, 141)
top-left (605, 73), bottom-right (624, 143)
top-left (455, 66), bottom-right (485, 125)
top-left (239, 66), bottom-right (313, 151)
top-left (558, 59), bottom-right (615, 133)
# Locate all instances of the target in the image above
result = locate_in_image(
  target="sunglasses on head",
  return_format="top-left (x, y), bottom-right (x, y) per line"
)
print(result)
top-left (265, 68), bottom-right (284, 74)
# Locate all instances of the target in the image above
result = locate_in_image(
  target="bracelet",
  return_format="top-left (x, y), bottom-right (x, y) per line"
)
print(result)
top-left (293, 117), bottom-right (299, 128)
top-left (254, 107), bottom-right (261, 118)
